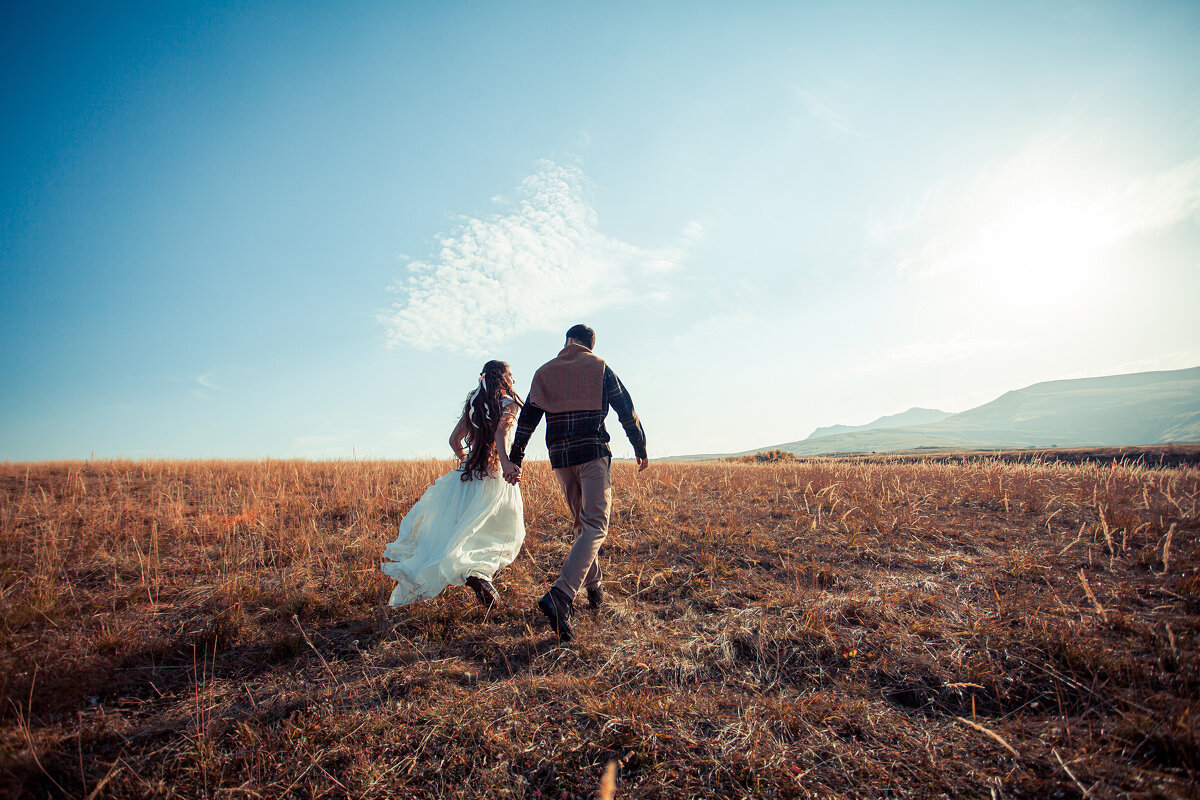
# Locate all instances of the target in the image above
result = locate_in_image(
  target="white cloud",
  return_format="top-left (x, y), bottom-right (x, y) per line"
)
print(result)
top-left (680, 219), bottom-right (709, 245)
top-left (1115, 159), bottom-right (1200, 237)
top-left (852, 338), bottom-right (1013, 374)
top-left (796, 88), bottom-right (862, 140)
top-left (195, 371), bottom-right (221, 390)
top-left (381, 160), bottom-right (698, 355)
top-left (877, 137), bottom-right (1200, 284)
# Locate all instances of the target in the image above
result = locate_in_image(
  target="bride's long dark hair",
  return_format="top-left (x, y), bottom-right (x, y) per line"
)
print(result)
top-left (460, 360), bottom-right (523, 481)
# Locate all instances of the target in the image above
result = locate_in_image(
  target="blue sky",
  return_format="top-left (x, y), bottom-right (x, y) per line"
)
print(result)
top-left (3, 1), bottom-right (1199, 461)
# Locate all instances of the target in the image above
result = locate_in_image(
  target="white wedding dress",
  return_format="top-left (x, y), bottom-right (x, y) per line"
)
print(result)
top-left (381, 396), bottom-right (525, 607)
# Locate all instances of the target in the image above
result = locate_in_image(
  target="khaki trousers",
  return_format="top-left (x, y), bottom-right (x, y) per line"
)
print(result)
top-left (552, 456), bottom-right (612, 602)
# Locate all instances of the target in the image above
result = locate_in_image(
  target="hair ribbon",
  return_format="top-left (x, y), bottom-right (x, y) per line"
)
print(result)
top-left (467, 375), bottom-right (493, 429)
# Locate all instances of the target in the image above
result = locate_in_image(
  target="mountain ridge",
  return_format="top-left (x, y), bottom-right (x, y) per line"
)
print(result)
top-left (807, 406), bottom-right (952, 440)
top-left (673, 366), bottom-right (1200, 460)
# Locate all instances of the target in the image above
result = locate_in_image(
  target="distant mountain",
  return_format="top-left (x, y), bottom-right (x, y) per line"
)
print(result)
top-left (677, 366), bottom-right (1200, 459)
top-left (807, 407), bottom-right (952, 440)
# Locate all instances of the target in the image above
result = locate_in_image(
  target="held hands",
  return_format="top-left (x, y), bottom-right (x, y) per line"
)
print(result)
top-left (502, 460), bottom-right (640, 482)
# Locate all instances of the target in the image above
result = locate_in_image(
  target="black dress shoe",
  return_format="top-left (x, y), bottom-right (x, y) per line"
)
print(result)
top-left (465, 576), bottom-right (499, 609)
top-left (586, 585), bottom-right (605, 610)
top-left (537, 587), bottom-right (574, 642)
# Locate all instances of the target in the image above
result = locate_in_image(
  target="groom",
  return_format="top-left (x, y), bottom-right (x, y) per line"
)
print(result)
top-left (505, 324), bottom-right (648, 642)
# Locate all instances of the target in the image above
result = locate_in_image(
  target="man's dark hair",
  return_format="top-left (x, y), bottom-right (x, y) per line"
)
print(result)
top-left (565, 324), bottom-right (595, 349)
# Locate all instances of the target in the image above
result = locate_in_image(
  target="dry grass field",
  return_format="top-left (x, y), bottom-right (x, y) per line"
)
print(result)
top-left (1, 454), bottom-right (1197, 799)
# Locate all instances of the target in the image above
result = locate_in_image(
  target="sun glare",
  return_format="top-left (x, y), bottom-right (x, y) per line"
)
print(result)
top-left (961, 163), bottom-right (1126, 308)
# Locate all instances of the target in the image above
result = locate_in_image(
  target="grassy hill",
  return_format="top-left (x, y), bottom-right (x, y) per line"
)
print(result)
top-left (806, 406), bottom-right (952, 440)
top-left (718, 366), bottom-right (1200, 458)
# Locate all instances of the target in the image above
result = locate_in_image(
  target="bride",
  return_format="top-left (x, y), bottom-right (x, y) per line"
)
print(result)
top-left (381, 360), bottom-right (526, 609)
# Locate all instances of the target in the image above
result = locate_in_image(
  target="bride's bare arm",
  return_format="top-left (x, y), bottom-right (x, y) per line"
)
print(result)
top-left (449, 413), bottom-right (469, 460)
top-left (494, 407), bottom-right (517, 472)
